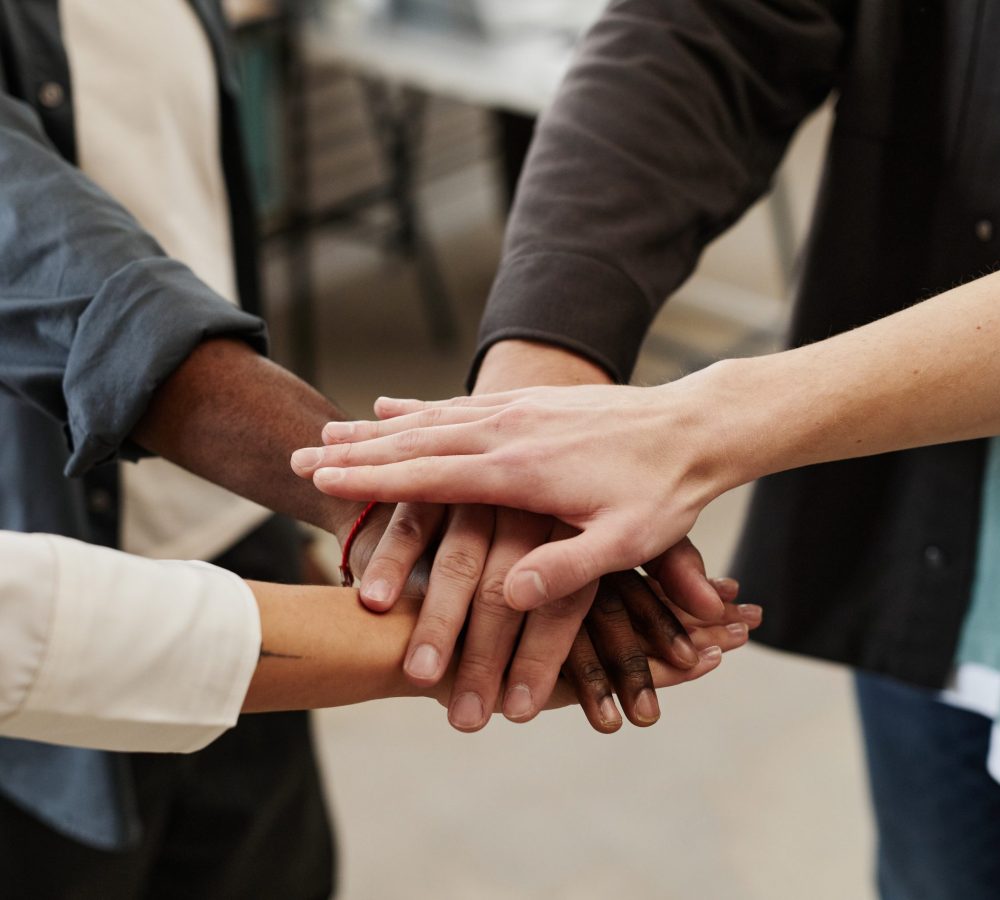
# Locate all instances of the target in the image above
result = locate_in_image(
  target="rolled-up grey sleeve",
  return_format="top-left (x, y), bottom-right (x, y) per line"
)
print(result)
top-left (0, 92), bottom-right (267, 476)
top-left (473, 0), bottom-right (852, 385)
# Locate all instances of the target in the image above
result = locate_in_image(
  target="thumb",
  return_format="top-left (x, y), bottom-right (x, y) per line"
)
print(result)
top-left (503, 526), bottom-right (630, 611)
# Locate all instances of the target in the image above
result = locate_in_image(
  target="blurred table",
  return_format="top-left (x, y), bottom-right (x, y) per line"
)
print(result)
top-left (281, 1), bottom-right (797, 380)
top-left (303, 9), bottom-right (590, 117)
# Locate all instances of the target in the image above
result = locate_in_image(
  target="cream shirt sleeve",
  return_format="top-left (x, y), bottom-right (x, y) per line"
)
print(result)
top-left (0, 531), bottom-right (260, 753)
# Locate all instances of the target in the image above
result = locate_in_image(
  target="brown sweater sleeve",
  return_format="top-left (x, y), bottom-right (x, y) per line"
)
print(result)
top-left (472, 0), bottom-right (854, 385)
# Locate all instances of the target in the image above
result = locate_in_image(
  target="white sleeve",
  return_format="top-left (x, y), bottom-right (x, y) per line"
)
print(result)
top-left (0, 531), bottom-right (261, 753)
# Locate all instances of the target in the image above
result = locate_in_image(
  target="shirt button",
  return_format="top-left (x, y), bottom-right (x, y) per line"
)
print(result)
top-left (923, 545), bottom-right (946, 569)
top-left (975, 219), bottom-right (994, 242)
top-left (88, 488), bottom-right (113, 515)
top-left (37, 81), bottom-right (65, 109)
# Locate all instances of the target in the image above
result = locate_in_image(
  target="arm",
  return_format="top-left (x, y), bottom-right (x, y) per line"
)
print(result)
top-left (131, 337), bottom-right (369, 542)
top-left (471, 0), bottom-right (850, 385)
top-left (299, 269), bottom-right (1000, 601)
top-left (0, 531), bottom-right (746, 752)
top-left (0, 91), bottom-right (370, 546)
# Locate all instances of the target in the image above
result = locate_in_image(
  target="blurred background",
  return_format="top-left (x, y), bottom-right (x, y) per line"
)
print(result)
top-left (226, 2), bottom-right (875, 897)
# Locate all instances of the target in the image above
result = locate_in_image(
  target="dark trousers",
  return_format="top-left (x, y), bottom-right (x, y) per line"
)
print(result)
top-left (0, 516), bottom-right (335, 899)
top-left (856, 672), bottom-right (1000, 900)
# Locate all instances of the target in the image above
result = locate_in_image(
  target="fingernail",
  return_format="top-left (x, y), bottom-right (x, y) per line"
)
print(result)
top-left (405, 644), bottom-right (440, 681)
top-left (700, 645), bottom-right (723, 662)
top-left (726, 622), bottom-right (749, 639)
top-left (361, 579), bottom-right (391, 606)
top-left (737, 603), bottom-right (762, 624)
top-left (508, 570), bottom-right (547, 609)
top-left (449, 692), bottom-right (485, 730)
top-left (290, 448), bottom-right (323, 471)
top-left (635, 689), bottom-right (660, 724)
top-left (503, 684), bottom-right (534, 721)
top-left (316, 468), bottom-right (344, 485)
top-left (672, 636), bottom-right (700, 667)
top-left (599, 697), bottom-right (622, 728)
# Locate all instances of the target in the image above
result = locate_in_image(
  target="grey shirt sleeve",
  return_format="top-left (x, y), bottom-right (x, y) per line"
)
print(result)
top-left (0, 91), bottom-right (267, 476)
top-left (473, 0), bottom-right (853, 385)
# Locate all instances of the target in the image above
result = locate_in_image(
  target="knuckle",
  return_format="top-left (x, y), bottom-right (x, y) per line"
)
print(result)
top-left (594, 589), bottom-right (626, 617)
top-left (490, 404), bottom-right (537, 434)
top-left (457, 651), bottom-right (502, 684)
top-left (421, 407), bottom-right (444, 427)
top-left (434, 548), bottom-right (482, 585)
top-left (474, 599), bottom-right (519, 632)
top-left (417, 607), bottom-right (461, 638)
top-left (388, 512), bottom-right (425, 546)
top-left (576, 659), bottom-right (609, 688)
top-left (614, 650), bottom-right (652, 679)
top-left (394, 429), bottom-right (422, 455)
top-left (476, 573), bottom-right (510, 610)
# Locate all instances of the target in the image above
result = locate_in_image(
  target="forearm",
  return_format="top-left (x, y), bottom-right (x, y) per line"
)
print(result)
top-left (243, 585), bottom-right (426, 711)
top-left (243, 582), bottom-right (583, 712)
top-left (132, 338), bottom-right (367, 539)
top-left (711, 269), bottom-right (1000, 489)
top-left (474, 340), bottom-right (613, 393)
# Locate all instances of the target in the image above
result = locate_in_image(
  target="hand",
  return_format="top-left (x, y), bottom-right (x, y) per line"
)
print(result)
top-left (566, 566), bottom-right (754, 732)
top-left (293, 373), bottom-right (738, 610)
top-left (293, 441), bottom-right (726, 732)
top-left (422, 577), bottom-right (760, 718)
top-left (347, 502), bottom-right (734, 733)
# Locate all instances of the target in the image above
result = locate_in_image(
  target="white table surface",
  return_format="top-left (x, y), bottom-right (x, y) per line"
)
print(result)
top-left (304, 7), bottom-right (595, 116)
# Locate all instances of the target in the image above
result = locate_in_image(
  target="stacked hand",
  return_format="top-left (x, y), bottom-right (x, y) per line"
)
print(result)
top-left (293, 418), bottom-right (755, 732)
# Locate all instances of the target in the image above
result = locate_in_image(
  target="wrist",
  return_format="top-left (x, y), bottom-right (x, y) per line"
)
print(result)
top-left (684, 355), bottom-right (797, 492)
top-left (475, 340), bottom-right (612, 393)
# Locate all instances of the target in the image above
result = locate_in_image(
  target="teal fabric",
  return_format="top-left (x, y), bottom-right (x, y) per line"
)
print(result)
top-left (958, 438), bottom-right (1000, 669)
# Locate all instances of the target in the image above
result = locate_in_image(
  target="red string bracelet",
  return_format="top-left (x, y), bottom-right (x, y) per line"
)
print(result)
top-left (340, 501), bottom-right (378, 587)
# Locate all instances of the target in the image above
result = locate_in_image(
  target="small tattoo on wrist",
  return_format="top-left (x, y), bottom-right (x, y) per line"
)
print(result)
top-left (259, 648), bottom-right (303, 660)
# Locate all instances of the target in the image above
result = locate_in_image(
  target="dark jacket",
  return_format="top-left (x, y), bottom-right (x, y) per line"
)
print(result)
top-left (0, 0), bottom-right (265, 849)
top-left (475, 0), bottom-right (1000, 689)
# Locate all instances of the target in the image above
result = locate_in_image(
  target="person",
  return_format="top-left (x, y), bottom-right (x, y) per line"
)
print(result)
top-left (291, 2), bottom-right (1000, 897)
top-left (0, 2), bottom-right (727, 895)
top-left (0, 530), bottom-right (750, 753)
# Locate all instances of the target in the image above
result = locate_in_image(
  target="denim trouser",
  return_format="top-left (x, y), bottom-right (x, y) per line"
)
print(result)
top-left (856, 672), bottom-right (1000, 900)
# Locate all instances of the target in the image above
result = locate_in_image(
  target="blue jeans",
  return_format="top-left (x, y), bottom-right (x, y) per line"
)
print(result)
top-left (855, 672), bottom-right (1000, 900)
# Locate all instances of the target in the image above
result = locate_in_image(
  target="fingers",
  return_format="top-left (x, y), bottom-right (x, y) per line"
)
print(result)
top-left (292, 420), bottom-right (492, 477)
top-left (374, 392), bottom-right (526, 419)
top-left (684, 606), bottom-right (759, 652)
top-left (646, 538), bottom-right (725, 621)
top-left (504, 523), bottom-right (634, 612)
top-left (447, 510), bottom-right (553, 732)
top-left (561, 628), bottom-right (623, 733)
top-left (647, 645), bottom-right (723, 689)
top-left (501, 579), bottom-right (597, 724)
top-left (321, 407), bottom-right (497, 445)
top-left (584, 575), bottom-right (661, 728)
top-left (402, 505), bottom-right (494, 687)
top-left (610, 570), bottom-right (700, 670)
top-left (310, 458), bottom-right (501, 506)
top-left (356, 503), bottom-right (443, 611)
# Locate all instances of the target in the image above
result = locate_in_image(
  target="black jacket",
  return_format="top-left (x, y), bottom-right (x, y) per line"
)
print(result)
top-left (475, 0), bottom-right (1000, 688)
